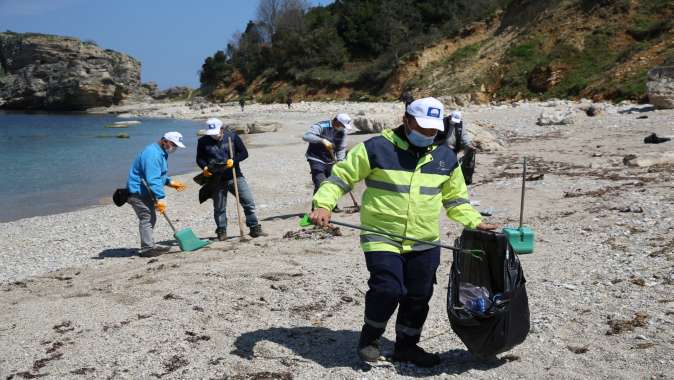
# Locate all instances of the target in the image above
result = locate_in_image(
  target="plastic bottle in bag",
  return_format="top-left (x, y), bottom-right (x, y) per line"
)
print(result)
top-left (459, 282), bottom-right (492, 313)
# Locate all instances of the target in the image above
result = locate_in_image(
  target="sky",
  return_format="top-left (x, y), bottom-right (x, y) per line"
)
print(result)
top-left (0, 0), bottom-right (332, 89)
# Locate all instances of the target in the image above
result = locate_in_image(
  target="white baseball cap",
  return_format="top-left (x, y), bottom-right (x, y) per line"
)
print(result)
top-left (335, 113), bottom-right (353, 130)
top-left (163, 131), bottom-right (185, 148)
top-left (450, 111), bottom-right (462, 124)
top-left (406, 97), bottom-right (444, 131)
top-left (205, 118), bottom-right (223, 136)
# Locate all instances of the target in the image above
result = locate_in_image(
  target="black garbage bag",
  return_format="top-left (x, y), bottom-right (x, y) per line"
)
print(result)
top-left (112, 188), bottom-right (129, 207)
top-left (447, 229), bottom-right (530, 357)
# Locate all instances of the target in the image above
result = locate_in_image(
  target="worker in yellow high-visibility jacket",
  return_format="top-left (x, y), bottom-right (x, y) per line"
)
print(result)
top-left (310, 97), bottom-right (497, 367)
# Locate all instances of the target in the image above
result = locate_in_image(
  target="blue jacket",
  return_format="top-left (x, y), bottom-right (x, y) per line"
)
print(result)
top-left (127, 143), bottom-right (171, 199)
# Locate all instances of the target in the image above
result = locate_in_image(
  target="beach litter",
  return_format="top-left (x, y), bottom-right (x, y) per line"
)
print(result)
top-left (283, 226), bottom-right (342, 240)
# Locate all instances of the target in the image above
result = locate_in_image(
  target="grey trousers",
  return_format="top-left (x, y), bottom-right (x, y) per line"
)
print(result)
top-left (128, 194), bottom-right (157, 250)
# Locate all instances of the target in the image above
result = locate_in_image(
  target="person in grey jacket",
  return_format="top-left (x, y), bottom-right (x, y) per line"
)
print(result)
top-left (302, 114), bottom-right (352, 202)
top-left (437, 111), bottom-right (476, 185)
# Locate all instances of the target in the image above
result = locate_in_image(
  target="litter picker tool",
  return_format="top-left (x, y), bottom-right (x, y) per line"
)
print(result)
top-left (228, 137), bottom-right (250, 241)
top-left (502, 157), bottom-right (535, 254)
top-left (140, 179), bottom-right (209, 252)
top-left (299, 214), bottom-right (464, 252)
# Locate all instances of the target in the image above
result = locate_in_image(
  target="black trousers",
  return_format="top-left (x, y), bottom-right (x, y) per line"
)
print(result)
top-left (360, 248), bottom-right (441, 347)
top-left (460, 148), bottom-right (476, 185)
top-left (309, 160), bottom-right (334, 195)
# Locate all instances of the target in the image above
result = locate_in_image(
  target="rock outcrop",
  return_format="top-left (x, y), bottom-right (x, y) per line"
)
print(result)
top-left (536, 108), bottom-right (576, 126)
top-left (647, 66), bottom-right (674, 109)
top-left (0, 32), bottom-right (142, 110)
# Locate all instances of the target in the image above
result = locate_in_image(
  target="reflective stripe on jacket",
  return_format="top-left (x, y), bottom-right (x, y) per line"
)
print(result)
top-left (313, 128), bottom-right (481, 254)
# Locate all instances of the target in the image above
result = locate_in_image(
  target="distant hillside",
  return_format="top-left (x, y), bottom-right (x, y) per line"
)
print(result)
top-left (200, 0), bottom-right (674, 103)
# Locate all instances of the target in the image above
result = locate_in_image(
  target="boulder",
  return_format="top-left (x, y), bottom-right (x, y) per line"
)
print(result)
top-left (469, 122), bottom-right (503, 151)
top-left (623, 152), bottom-right (674, 167)
top-left (248, 122), bottom-right (281, 134)
top-left (647, 66), bottom-right (674, 109)
top-left (0, 32), bottom-right (141, 110)
top-left (223, 122), bottom-right (280, 135)
top-left (352, 117), bottom-right (394, 134)
top-left (536, 108), bottom-right (576, 126)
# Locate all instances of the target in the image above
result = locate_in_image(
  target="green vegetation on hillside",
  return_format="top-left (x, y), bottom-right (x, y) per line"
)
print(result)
top-left (200, 0), bottom-right (511, 98)
top-left (199, 0), bottom-right (674, 102)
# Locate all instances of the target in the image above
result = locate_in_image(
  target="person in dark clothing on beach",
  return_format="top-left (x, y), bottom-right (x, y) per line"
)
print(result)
top-left (400, 90), bottom-right (414, 107)
top-left (196, 118), bottom-right (266, 241)
top-left (435, 111), bottom-right (476, 185)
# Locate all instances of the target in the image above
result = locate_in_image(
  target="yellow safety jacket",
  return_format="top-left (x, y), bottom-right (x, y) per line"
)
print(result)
top-left (313, 127), bottom-right (482, 254)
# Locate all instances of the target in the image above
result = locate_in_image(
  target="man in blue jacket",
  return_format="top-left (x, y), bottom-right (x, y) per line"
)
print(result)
top-left (196, 118), bottom-right (266, 241)
top-left (127, 132), bottom-right (187, 256)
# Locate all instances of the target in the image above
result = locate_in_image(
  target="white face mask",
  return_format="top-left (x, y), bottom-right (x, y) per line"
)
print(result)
top-left (166, 145), bottom-right (177, 154)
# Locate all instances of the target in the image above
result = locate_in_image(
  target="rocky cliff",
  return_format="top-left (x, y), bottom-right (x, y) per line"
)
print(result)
top-left (0, 32), bottom-right (142, 110)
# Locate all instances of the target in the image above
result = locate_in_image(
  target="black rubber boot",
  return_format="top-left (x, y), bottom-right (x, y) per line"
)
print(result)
top-left (249, 224), bottom-right (268, 238)
top-left (358, 340), bottom-right (380, 362)
top-left (216, 228), bottom-right (227, 241)
top-left (392, 344), bottom-right (441, 367)
top-left (357, 326), bottom-right (382, 362)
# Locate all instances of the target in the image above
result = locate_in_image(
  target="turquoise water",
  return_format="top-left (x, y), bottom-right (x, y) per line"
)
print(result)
top-left (0, 112), bottom-right (203, 222)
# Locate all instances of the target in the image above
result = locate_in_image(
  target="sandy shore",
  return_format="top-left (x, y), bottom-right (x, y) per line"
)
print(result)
top-left (1, 100), bottom-right (673, 379)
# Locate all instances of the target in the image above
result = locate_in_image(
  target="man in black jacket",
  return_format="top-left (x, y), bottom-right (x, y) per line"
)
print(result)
top-left (197, 118), bottom-right (266, 240)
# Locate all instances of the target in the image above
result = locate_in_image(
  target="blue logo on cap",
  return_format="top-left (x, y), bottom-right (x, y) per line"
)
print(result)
top-left (427, 107), bottom-right (441, 118)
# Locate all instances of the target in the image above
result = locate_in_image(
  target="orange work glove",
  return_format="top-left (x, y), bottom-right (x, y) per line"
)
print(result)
top-left (154, 201), bottom-right (166, 214)
top-left (203, 166), bottom-right (213, 177)
top-left (226, 159), bottom-right (234, 169)
top-left (168, 180), bottom-right (186, 192)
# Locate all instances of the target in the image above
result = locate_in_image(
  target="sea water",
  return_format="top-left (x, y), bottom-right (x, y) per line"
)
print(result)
top-left (0, 111), bottom-right (203, 222)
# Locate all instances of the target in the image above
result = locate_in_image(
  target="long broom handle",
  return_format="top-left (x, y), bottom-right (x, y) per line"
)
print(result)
top-left (228, 137), bottom-right (246, 238)
top-left (327, 219), bottom-right (462, 252)
top-left (519, 157), bottom-right (527, 229)
top-left (348, 191), bottom-right (360, 207)
top-left (140, 178), bottom-right (177, 234)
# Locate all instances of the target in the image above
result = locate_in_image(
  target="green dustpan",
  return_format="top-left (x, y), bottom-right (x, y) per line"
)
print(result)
top-left (503, 157), bottom-right (535, 254)
top-left (141, 180), bottom-right (209, 252)
top-left (299, 214), bottom-right (313, 228)
top-left (173, 227), bottom-right (210, 252)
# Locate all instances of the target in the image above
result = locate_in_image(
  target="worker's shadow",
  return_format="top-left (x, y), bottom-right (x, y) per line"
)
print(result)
top-left (231, 326), bottom-right (506, 376)
top-left (94, 240), bottom-right (179, 259)
top-left (93, 248), bottom-right (137, 259)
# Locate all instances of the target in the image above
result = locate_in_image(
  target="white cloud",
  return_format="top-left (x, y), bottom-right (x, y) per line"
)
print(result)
top-left (0, 0), bottom-right (86, 16)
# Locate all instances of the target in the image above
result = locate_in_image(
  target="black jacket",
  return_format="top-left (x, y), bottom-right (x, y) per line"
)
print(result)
top-left (196, 130), bottom-right (248, 181)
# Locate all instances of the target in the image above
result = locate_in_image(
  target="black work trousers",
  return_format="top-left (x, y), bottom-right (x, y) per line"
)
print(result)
top-left (360, 248), bottom-right (441, 347)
